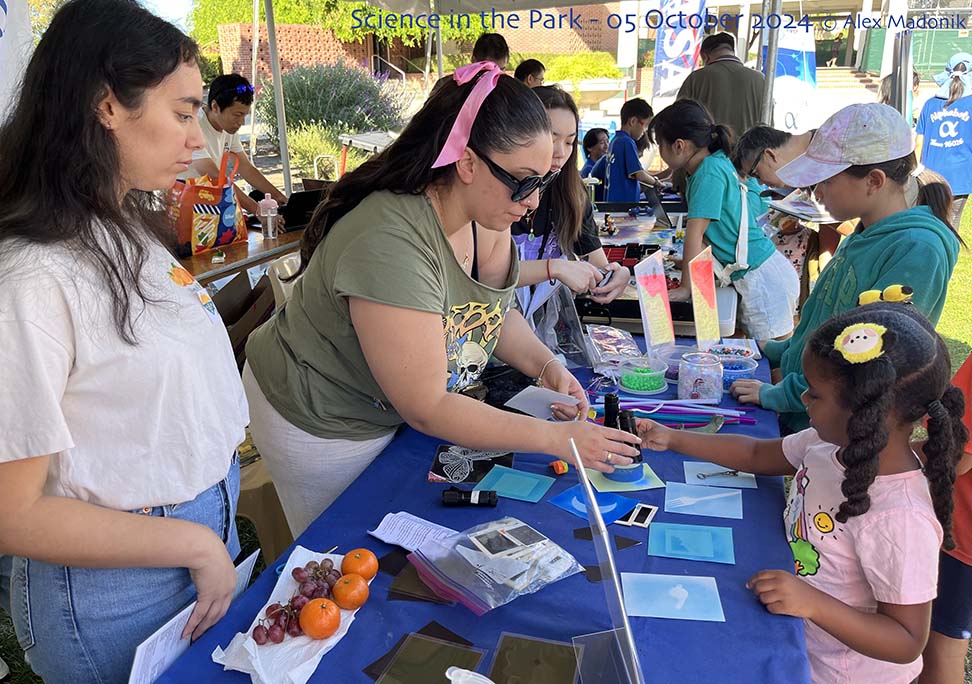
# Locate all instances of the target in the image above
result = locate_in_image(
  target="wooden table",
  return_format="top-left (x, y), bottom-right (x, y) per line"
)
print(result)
top-left (179, 228), bottom-right (303, 285)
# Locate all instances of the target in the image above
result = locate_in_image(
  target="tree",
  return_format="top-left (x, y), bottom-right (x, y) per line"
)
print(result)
top-left (189, 0), bottom-right (483, 52)
top-left (27, 0), bottom-right (67, 42)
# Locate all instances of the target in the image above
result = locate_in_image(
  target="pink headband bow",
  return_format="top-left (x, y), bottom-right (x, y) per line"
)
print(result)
top-left (431, 61), bottom-right (504, 169)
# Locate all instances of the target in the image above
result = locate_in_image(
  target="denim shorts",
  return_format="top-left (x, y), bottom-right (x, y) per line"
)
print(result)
top-left (931, 551), bottom-right (972, 640)
top-left (0, 454), bottom-right (240, 684)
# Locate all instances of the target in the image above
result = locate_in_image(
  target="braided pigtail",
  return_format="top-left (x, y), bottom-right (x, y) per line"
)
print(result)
top-left (924, 385), bottom-right (969, 549)
top-left (835, 356), bottom-right (897, 522)
top-left (808, 297), bottom-right (959, 529)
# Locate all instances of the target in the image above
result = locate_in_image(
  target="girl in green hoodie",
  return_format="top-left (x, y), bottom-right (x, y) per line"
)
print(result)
top-left (730, 103), bottom-right (963, 434)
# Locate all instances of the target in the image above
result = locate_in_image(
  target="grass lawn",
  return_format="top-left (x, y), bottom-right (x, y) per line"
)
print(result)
top-left (1, 211), bottom-right (970, 683)
top-left (939, 208), bottom-right (972, 370)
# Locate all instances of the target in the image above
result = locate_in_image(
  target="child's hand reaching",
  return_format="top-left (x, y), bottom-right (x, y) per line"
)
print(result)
top-left (634, 419), bottom-right (674, 451)
top-left (747, 569), bottom-right (819, 619)
top-left (730, 379), bottom-right (766, 406)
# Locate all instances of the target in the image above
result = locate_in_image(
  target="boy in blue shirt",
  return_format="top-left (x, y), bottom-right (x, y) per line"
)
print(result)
top-left (596, 99), bottom-right (661, 202)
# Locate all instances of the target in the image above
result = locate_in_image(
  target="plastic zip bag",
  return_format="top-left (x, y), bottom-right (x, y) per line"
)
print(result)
top-left (408, 517), bottom-right (581, 616)
top-left (587, 324), bottom-right (645, 380)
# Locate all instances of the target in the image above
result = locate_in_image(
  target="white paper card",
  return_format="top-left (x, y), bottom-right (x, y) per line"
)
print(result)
top-left (368, 511), bottom-right (457, 553)
top-left (504, 385), bottom-right (581, 421)
top-left (128, 549), bottom-right (260, 684)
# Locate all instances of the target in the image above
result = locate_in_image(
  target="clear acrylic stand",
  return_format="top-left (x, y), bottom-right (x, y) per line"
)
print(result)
top-left (567, 439), bottom-right (646, 684)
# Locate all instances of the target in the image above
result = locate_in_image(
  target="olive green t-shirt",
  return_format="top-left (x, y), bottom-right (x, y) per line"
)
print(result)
top-left (246, 191), bottom-right (518, 440)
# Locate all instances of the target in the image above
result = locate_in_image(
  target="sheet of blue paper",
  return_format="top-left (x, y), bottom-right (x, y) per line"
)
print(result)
top-left (548, 484), bottom-right (638, 525)
top-left (620, 572), bottom-right (725, 622)
top-left (683, 461), bottom-right (757, 489)
top-left (648, 522), bottom-right (735, 564)
top-left (474, 465), bottom-right (554, 503)
top-left (664, 482), bottom-right (743, 519)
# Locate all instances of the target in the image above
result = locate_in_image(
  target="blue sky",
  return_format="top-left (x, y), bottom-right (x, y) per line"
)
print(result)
top-left (141, 0), bottom-right (194, 29)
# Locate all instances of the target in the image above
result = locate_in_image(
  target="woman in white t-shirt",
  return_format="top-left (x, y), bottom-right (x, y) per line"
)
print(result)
top-left (0, 2), bottom-right (248, 682)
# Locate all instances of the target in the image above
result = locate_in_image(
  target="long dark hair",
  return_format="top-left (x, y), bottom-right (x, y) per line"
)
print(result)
top-left (647, 99), bottom-right (733, 158)
top-left (845, 153), bottom-right (965, 243)
top-left (808, 302), bottom-right (968, 548)
top-left (533, 86), bottom-right (587, 255)
top-left (296, 73), bottom-right (550, 275)
top-left (0, 0), bottom-right (199, 344)
top-left (945, 63), bottom-right (968, 107)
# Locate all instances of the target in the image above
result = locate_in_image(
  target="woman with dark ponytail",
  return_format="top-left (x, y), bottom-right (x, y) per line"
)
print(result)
top-left (916, 52), bottom-right (972, 228)
top-left (507, 86), bottom-right (631, 309)
top-left (647, 99), bottom-right (799, 342)
top-left (636, 296), bottom-right (967, 684)
top-left (243, 63), bottom-right (642, 536)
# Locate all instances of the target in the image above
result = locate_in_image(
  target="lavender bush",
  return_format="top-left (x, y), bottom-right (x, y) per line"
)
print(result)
top-left (257, 60), bottom-right (411, 146)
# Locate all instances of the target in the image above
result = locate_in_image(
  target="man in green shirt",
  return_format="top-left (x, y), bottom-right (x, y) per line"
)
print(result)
top-left (677, 32), bottom-right (765, 142)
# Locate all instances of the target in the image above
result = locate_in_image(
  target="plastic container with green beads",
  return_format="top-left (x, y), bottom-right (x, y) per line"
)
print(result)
top-left (618, 357), bottom-right (668, 395)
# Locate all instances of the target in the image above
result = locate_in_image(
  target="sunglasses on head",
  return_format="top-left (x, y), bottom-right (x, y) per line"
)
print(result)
top-left (468, 146), bottom-right (560, 202)
top-left (214, 84), bottom-right (254, 101)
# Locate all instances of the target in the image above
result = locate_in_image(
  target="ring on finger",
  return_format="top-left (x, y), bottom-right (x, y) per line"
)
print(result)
top-left (606, 453), bottom-right (613, 464)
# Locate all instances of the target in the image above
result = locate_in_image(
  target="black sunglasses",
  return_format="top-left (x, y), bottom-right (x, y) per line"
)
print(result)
top-left (469, 146), bottom-right (560, 202)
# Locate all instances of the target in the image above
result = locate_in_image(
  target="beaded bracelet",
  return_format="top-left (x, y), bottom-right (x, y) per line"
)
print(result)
top-left (536, 357), bottom-right (558, 387)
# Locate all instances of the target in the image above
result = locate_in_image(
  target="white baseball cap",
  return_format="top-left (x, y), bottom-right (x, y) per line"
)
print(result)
top-left (777, 103), bottom-right (915, 188)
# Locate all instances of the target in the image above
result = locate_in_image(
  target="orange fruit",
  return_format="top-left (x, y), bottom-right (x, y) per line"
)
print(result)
top-left (298, 598), bottom-right (341, 639)
top-left (332, 573), bottom-right (369, 610)
top-left (341, 549), bottom-right (378, 581)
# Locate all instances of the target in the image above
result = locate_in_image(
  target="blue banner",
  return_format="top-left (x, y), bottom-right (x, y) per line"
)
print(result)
top-left (652, 0), bottom-right (708, 99)
top-left (761, 28), bottom-right (817, 87)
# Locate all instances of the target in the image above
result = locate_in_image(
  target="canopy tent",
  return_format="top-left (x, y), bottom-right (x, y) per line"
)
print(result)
top-left (251, 0), bottom-right (790, 194)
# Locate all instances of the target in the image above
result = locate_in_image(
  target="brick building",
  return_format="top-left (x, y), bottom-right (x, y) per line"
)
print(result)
top-left (217, 23), bottom-right (373, 83)
top-left (216, 4), bottom-right (621, 83)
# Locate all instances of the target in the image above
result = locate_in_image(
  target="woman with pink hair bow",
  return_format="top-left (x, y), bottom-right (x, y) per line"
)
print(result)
top-left (243, 62), bottom-right (642, 535)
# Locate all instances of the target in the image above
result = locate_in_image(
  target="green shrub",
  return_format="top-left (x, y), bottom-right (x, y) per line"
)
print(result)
top-left (406, 52), bottom-right (624, 84)
top-left (287, 122), bottom-right (369, 180)
top-left (540, 52), bottom-right (623, 83)
top-left (256, 61), bottom-right (411, 147)
top-left (198, 52), bottom-right (223, 84)
top-left (403, 53), bottom-right (477, 73)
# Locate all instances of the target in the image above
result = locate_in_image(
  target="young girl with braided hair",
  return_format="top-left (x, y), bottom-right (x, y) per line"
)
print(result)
top-left (637, 294), bottom-right (968, 684)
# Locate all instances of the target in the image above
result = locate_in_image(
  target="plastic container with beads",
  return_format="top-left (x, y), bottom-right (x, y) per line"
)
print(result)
top-left (718, 355), bottom-right (759, 392)
top-left (661, 345), bottom-right (698, 382)
top-left (618, 357), bottom-right (668, 395)
top-left (677, 352), bottom-right (723, 403)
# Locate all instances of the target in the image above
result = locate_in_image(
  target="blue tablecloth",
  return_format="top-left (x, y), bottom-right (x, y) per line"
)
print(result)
top-left (159, 359), bottom-right (810, 684)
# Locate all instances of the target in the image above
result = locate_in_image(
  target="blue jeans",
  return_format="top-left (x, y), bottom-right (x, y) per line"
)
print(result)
top-left (0, 455), bottom-right (240, 684)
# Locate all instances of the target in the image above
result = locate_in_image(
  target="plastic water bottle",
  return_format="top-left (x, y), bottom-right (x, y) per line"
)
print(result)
top-left (258, 195), bottom-right (278, 239)
top-left (445, 667), bottom-right (495, 684)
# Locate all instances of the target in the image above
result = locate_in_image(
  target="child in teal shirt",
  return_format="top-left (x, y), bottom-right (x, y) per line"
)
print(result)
top-left (730, 103), bottom-right (962, 433)
top-left (647, 99), bottom-right (799, 341)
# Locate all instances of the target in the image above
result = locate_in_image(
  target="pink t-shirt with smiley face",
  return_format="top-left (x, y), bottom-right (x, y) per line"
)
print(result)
top-left (782, 428), bottom-right (942, 684)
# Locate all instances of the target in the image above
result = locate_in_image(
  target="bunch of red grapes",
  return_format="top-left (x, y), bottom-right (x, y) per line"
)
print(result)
top-left (251, 558), bottom-right (343, 645)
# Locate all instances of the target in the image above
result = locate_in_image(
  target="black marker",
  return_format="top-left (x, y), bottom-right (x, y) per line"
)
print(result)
top-left (603, 393), bottom-right (620, 430)
top-left (619, 410), bottom-right (642, 463)
top-left (442, 487), bottom-right (498, 507)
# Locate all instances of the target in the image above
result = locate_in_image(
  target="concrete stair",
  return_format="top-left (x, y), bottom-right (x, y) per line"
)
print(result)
top-left (815, 66), bottom-right (880, 94)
